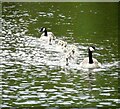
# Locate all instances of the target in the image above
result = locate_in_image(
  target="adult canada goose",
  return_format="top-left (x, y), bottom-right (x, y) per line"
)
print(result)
top-left (80, 46), bottom-right (101, 69)
top-left (39, 27), bottom-right (55, 45)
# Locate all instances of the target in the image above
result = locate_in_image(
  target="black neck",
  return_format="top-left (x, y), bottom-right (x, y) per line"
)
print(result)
top-left (89, 50), bottom-right (93, 64)
top-left (44, 30), bottom-right (48, 36)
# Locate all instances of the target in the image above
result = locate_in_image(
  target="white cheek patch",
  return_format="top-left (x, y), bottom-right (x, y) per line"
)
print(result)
top-left (42, 28), bottom-right (45, 32)
top-left (89, 47), bottom-right (94, 51)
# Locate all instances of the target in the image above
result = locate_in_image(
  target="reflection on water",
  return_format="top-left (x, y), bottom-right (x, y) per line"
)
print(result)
top-left (1, 2), bottom-right (119, 108)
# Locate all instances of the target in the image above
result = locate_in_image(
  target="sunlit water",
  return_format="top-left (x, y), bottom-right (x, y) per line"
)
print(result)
top-left (1, 2), bottom-right (119, 108)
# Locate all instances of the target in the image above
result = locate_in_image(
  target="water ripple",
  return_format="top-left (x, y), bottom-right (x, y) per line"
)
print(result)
top-left (1, 3), bottom-right (119, 108)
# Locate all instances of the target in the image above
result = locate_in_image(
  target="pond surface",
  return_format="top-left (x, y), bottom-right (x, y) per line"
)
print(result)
top-left (1, 2), bottom-right (119, 108)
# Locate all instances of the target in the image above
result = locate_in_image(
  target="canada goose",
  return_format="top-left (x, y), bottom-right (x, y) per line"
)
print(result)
top-left (80, 46), bottom-right (101, 69)
top-left (67, 45), bottom-right (77, 54)
top-left (58, 40), bottom-right (67, 48)
top-left (39, 27), bottom-right (55, 45)
top-left (55, 40), bottom-right (68, 52)
top-left (65, 45), bottom-right (78, 66)
top-left (65, 50), bottom-right (74, 66)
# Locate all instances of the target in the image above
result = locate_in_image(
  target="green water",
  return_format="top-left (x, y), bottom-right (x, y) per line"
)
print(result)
top-left (1, 2), bottom-right (119, 108)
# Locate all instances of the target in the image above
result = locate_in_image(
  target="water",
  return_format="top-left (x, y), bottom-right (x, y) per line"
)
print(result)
top-left (1, 2), bottom-right (119, 108)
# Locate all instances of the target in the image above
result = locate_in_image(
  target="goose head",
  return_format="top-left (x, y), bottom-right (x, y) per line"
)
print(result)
top-left (39, 27), bottom-right (47, 33)
top-left (88, 46), bottom-right (95, 52)
top-left (39, 27), bottom-right (48, 36)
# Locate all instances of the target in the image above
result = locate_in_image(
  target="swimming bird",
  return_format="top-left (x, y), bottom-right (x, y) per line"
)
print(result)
top-left (80, 46), bottom-right (101, 69)
top-left (55, 40), bottom-right (68, 52)
top-left (39, 27), bottom-right (55, 45)
top-left (65, 45), bottom-right (78, 66)
top-left (57, 40), bottom-right (67, 48)
top-left (67, 45), bottom-right (78, 54)
top-left (65, 50), bottom-right (74, 66)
